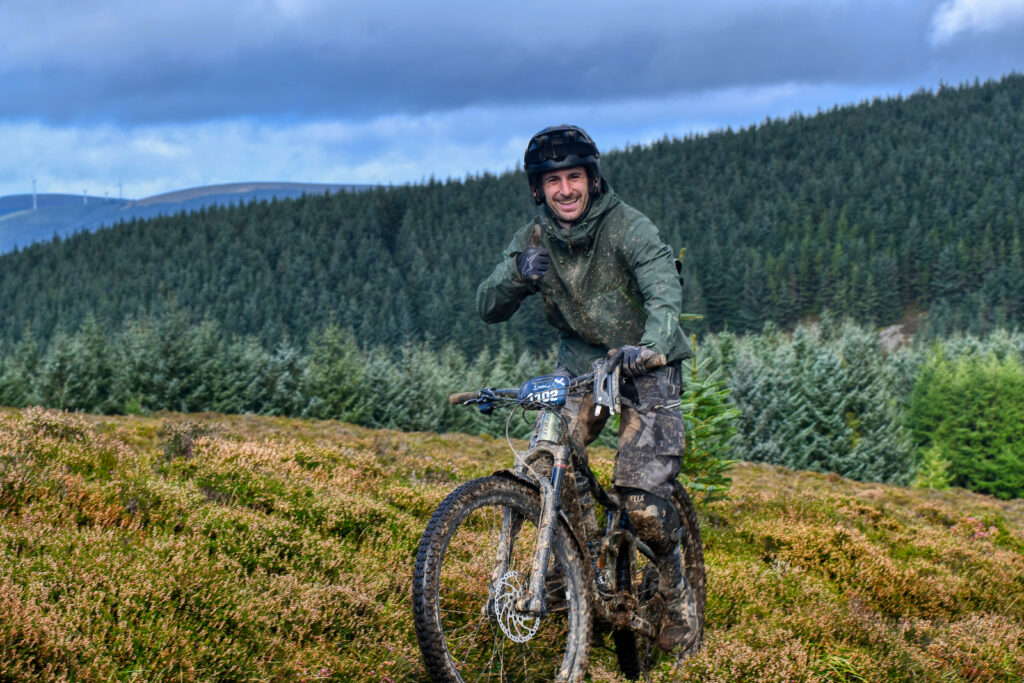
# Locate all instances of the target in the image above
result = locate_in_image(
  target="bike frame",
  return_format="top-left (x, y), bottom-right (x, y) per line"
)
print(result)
top-left (494, 399), bottom-right (659, 625)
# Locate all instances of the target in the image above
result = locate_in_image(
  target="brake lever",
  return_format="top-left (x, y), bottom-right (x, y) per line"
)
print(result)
top-left (592, 358), bottom-right (621, 416)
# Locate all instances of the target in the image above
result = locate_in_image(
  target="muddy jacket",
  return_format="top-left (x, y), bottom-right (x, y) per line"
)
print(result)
top-left (477, 183), bottom-right (690, 376)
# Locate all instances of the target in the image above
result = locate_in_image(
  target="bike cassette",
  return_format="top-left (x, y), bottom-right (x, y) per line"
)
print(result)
top-left (492, 571), bottom-right (541, 643)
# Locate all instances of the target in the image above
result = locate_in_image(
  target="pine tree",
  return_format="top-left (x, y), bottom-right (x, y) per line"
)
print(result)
top-left (680, 350), bottom-right (739, 501)
top-left (212, 338), bottom-right (272, 415)
top-left (34, 332), bottom-right (76, 410)
top-left (0, 353), bottom-right (26, 407)
top-left (0, 331), bottom-right (37, 407)
top-left (723, 319), bottom-right (915, 484)
top-left (57, 315), bottom-right (116, 413)
top-left (303, 324), bottom-right (368, 423)
top-left (914, 445), bottom-right (952, 490)
top-left (737, 251), bottom-right (770, 333)
top-left (907, 351), bottom-right (1024, 499)
top-left (263, 340), bottom-right (306, 417)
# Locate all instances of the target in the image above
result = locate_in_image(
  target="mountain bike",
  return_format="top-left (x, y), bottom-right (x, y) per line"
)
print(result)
top-left (412, 351), bottom-right (705, 682)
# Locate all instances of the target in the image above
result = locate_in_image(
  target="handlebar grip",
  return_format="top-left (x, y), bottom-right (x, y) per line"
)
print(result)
top-left (448, 391), bottom-right (481, 404)
top-left (644, 353), bottom-right (668, 371)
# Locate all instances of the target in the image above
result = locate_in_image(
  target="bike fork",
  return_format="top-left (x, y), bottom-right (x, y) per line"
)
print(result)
top-left (519, 440), bottom-right (568, 615)
top-left (499, 408), bottom-right (567, 616)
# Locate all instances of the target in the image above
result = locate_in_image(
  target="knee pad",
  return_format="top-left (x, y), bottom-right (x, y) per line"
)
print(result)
top-left (619, 487), bottom-right (679, 556)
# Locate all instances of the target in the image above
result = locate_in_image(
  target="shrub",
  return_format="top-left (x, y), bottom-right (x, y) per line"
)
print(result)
top-left (907, 350), bottom-right (1024, 499)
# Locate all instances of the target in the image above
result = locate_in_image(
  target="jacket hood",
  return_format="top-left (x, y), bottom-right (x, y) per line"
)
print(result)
top-left (540, 179), bottom-right (619, 252)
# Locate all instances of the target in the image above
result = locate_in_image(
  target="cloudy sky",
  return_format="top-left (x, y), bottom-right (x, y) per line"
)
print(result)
top-left (1, 0), bottom-right (1023, 199)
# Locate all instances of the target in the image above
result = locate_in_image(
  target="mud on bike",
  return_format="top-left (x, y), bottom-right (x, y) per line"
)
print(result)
top-left (412, 351), bottom-right (706, 682)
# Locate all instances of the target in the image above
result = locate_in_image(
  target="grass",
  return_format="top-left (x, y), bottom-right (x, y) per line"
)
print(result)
top-left (1, 406), bottom-right (1022, 681)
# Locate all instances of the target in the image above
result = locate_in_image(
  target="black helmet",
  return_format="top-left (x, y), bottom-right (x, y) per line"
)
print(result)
top-left (524, 124), bottom-right (601, 205)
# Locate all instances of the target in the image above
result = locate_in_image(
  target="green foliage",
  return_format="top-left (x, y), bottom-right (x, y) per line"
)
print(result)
top-left (302, 323), bottom-right (367, 422)
top-left (7, 301), bottom-right (1024, 504)
top-left (33, 316), bottom-right (116, 413)
top-left (5, 330), bottom-right (39, 407)
top-left (711, 317), bottom-right (916, 485)
top-left (680, 354), bottom-right (739, 501)
top-left (907, 349), bottom-right (1024, 499)
top-left (4, 76), bottom-right (1024, 358)
top-left (914, 445), bottom-right (953, 490)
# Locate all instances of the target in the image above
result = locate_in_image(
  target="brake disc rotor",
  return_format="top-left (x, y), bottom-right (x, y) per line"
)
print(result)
top-left (493, 571), bottom-right (541, 643)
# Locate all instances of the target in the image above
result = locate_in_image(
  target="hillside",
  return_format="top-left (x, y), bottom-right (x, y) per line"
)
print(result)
top-left (1, 407), bottom-right (1021, 681)
top-left (1, 77), bottom-right (1023, 354)
top-left (0, 182), bottom-right (373, 254)
top-left (0, 193), bottom-right (123, 219)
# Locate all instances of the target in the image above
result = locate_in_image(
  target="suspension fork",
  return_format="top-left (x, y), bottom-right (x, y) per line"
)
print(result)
top-left (511, 408), bottom-right (570, 616)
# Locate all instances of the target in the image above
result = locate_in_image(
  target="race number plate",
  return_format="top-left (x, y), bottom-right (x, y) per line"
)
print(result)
top-left (518, 374), bottom-right (568, 407)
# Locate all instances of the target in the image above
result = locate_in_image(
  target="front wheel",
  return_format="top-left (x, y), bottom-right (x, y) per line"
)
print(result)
top-left (412, 476), bottom-right (591, 682)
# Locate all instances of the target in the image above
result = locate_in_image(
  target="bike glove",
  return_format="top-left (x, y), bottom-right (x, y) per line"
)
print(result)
top-left (619, 345), bottom-right (658, 377)
top-left (516, 247), bottom-right (550, 281)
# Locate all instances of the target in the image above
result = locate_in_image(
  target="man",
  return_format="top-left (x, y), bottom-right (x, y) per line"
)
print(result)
top-left (476, 124), bottom-right (698, 651)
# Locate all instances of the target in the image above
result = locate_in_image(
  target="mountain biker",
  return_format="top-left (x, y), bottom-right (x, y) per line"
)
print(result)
top-left (477, 124), bottom-right (698, 652)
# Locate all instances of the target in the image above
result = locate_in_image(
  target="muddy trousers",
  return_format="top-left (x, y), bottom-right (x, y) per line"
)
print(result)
top-left (561, 363), bottom-right (686, 593)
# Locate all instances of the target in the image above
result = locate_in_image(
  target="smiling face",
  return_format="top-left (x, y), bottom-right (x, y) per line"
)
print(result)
top-left (540, 166), bottom-right (591, 227)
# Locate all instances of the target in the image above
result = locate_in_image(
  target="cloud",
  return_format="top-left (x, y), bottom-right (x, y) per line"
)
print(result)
top-left (2, 1), bottom-right (1023, 200)
top-left (0, 79), bottom-right (919, 199)
top-left (930, 0), bottom-right (1024, 43)
top-left (2, 1), bottom-right (1008, 125)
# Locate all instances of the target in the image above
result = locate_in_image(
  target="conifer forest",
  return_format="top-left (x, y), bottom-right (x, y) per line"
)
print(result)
top-left (2, 75), bottom-right (1023, 498)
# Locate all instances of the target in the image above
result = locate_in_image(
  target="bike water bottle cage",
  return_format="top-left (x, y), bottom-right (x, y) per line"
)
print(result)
top-left (518, 374), bottom-right (569, 408)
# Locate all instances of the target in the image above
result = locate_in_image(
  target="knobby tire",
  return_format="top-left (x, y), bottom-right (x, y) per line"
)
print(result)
top-left (412, 476), bottom-right (591, 682)
top-left (613, 481), bottom-right (706, 679)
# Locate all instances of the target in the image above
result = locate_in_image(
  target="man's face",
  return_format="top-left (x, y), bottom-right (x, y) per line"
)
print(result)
top-left (541, 166), bottom-right (591, 226)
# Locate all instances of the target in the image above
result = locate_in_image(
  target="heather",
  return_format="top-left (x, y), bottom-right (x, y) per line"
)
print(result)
top-left (2, 407), bottom-right (1022, 681)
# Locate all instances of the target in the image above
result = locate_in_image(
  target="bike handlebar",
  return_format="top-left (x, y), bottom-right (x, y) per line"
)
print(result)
top-left (447, 349), bottom-right (668, 406)
top-left (447, 388), bottom-right (519, 405)
top-left (644, 352), bottom-right (668, 371)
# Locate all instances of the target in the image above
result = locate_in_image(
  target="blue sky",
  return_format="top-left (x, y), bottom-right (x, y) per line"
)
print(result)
top-left (1, 0), bottom-right (1023, 199)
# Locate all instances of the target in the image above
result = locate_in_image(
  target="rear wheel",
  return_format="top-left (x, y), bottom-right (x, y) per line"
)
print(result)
top-left (613, 482), bottom-right (706, 678)
top-left (612, 546), bottom-right (657, 679)
top-left (412, 476), bottom-right (591, 682)
top-left (672, 481), bottom-right (706, 658)
top-left (612, 550), bottom-right (660, 679)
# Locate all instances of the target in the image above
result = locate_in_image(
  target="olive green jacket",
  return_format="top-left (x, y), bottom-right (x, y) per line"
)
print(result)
top-left (477, 183), bottom-right (690, 376)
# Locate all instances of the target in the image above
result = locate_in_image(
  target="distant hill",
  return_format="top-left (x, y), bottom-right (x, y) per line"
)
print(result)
top-left (0, 193), bottom-right (120, 217)
top-left (0, 182), bottom-right (372, 254)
